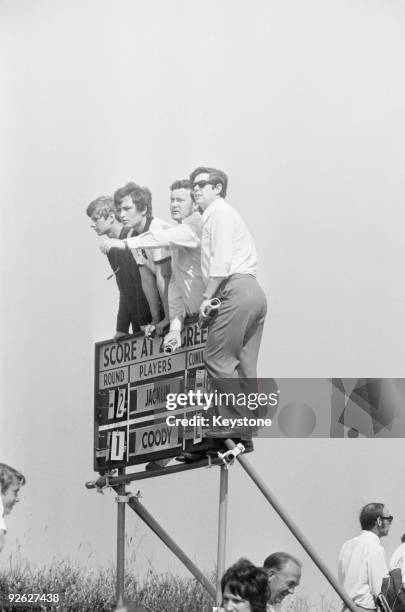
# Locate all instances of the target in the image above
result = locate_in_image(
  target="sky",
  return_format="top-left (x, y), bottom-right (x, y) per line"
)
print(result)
top-left (1, 0), bottom-right (405, 606)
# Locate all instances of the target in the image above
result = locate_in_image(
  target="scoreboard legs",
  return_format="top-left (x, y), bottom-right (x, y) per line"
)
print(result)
top-left (116, 468), bottom-right (126, 607)
top-left (216, 465), bottom-right (228, 607)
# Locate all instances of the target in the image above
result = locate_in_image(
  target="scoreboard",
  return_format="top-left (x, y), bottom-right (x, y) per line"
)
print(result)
top-left (93, 321), bottom-right (209, 472)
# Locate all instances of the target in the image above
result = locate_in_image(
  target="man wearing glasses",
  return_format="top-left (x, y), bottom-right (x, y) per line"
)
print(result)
top-left (189, 166), bottom-right (267, 443)
top-left (338, 503), bottom-right (392, 610)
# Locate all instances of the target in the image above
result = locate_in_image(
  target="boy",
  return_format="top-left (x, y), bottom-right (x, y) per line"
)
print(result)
top-left (87, 196), bottom-right (161, 338)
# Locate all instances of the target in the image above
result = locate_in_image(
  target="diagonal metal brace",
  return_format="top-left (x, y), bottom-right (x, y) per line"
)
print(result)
top-left (124, 490), bottom-right (216, 601)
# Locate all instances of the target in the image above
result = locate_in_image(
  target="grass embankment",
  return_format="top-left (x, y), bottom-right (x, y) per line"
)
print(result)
top-left (0, 559), bottom-right (338, 612)
top-left (0, 560), bottom-right (213, 611)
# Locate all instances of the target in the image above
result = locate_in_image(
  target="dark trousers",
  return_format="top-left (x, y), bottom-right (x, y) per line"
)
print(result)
top-left (204, 274), bottom-right (267, 422)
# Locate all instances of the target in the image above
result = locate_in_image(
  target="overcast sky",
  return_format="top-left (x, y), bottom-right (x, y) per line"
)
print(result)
top-left (1, 0), bottom-right (405, 605)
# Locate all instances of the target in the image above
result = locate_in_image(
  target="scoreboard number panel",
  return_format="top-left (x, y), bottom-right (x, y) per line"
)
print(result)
top-left (94, 321), bottom-right (209, 471)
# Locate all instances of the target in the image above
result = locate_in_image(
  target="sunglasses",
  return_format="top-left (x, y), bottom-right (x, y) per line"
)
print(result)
top-left (192, 180), bottom-right (215, 190)
top-left (380, 515), bottom-right (394, 523)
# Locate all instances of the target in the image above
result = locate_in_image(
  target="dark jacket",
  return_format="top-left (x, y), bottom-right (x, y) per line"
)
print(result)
top-left (107, 227), bottom-right (151, 333)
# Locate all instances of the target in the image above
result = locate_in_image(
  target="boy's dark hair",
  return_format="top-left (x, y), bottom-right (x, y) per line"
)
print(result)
top-left (114, 182), bottom-right (152, 220)
top-left (0, 464), bottom-right (26, 494)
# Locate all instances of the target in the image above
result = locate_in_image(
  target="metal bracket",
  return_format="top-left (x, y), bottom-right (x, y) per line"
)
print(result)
top-left (115, 489), bottom-right (142, 503)
top-left (217, 443), bottom-right (245, 468)
top-left (94, 470), bottom-right (117, 494)
top-left (115, 493), bottom-right (132, 504)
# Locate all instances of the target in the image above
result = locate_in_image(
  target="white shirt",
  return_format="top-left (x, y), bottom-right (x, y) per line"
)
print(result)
top-left (127, 217), bottom-right (172, 273)
top-left (201, 198), bottom-right (257, 284)
top-left (338, 531), bottom-right (388, 609)
top-left (390, 542), bottom-right (405, 585)
top-left (0, 496), bottom-right (6, 532)
top-left (125, 212), bottom-right (205, 319)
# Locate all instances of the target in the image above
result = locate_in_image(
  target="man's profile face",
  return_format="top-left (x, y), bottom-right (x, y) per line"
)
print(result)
top-left (118, 195), bottom-right (146, 230)
top-left (1, 483), bottom-right (20, 515)
top-left (378, 506), bottom-right (393, 537)
top-left (267, 561), bottom-right (301, 604)
top-left (90, 213), bottom-right (114, 236)
top-left (191, 172), bottom-right (221, 211)
top-left (170, 188), bottom-right (195, 221)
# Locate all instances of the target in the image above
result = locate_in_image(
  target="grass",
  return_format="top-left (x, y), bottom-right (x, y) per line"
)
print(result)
top-left (0, 558), bottom-right (214, 611)
top-left (0, 556), bottom-right (339, 612)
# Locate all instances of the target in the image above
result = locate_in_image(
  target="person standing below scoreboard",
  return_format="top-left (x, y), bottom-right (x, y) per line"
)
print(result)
top-left (189, 166), bottom-right (267, 444)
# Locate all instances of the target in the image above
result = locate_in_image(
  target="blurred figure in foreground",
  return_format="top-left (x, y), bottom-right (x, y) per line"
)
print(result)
top-left (221, 558), bottom-right (270, 611)
top-left (0, 463), bottom-right (25, 553)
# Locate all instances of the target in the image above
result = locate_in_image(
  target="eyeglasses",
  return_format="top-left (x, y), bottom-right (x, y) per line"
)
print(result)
top-left (380, 515), bottom-right (394, 523)
top-left (192, 180), bottom-right (214, 191)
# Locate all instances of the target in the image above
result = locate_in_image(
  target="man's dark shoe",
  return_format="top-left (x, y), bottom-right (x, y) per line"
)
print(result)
top-left (175, 451), bottom-right (207, 464)
top-left (145, 458), bottom-right (171, 471)
top-left (204, 425), bottom-right (254, 440)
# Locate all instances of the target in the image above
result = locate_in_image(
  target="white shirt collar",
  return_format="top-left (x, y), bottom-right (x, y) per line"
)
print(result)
top-left (360, 530), bottom-right (381, 543)
top-left (201, 197), bottom-right (224, 221)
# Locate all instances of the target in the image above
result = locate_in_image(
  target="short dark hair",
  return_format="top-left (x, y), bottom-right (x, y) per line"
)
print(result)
top-left (221, 558), bottom-right (270, 612)
top-left (170, 179), bottom-right (191, 191)
top-left (0, 463), bottom-right (26, 494)
top-left (114, 182), bottom-right (152, 220)
top-left (263, 552), bottom-right (301, 572)
top-left (189, 166), bottom-right (228, 197)
top-left (86, 196), bottom-right (116, 220)
top-left (359, 502), bottom-right (385, 530)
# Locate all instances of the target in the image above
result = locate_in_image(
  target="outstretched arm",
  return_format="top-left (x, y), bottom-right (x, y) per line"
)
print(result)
top-left (154, 259), bottom-right (171, 334)
top-left (139, 265), bottom-right (161, 324)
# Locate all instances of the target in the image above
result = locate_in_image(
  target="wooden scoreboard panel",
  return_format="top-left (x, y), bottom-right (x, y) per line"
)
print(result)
top-left (94, 321), bottom-right (209, 472)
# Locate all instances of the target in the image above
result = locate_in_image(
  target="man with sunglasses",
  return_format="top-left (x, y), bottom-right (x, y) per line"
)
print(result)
top-left (338, 503), bottom-right (392, 610)
top-left (189, 166), bottom-right (267, 445)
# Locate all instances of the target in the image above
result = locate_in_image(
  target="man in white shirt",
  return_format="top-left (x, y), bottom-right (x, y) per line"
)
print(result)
top-left (0, 463), bottom-right (25, 553)
top-left (189, 166), bottom-right (267, 440)
top-left (390, 534), bottom-right (405, 587)
top-left (338, 502), bottom-right (392, 610)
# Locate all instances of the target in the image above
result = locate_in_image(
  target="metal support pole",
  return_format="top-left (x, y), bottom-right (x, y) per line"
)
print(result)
top-left (224, 440), bottom-right (358, 612)
top-left (126, 493), bottom-right (216, 601)
top-left (116, 468), bottom-right (126, 607)
top-left (216, 465), bottom-right (228, 606)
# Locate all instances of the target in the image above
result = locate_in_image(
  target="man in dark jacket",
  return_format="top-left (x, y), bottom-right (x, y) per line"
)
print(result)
top-left (87, 195), bottom-right (161, 339)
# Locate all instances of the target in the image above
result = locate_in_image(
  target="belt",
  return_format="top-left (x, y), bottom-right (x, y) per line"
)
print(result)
top-left (221, 273), bottom-right (256, 287)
